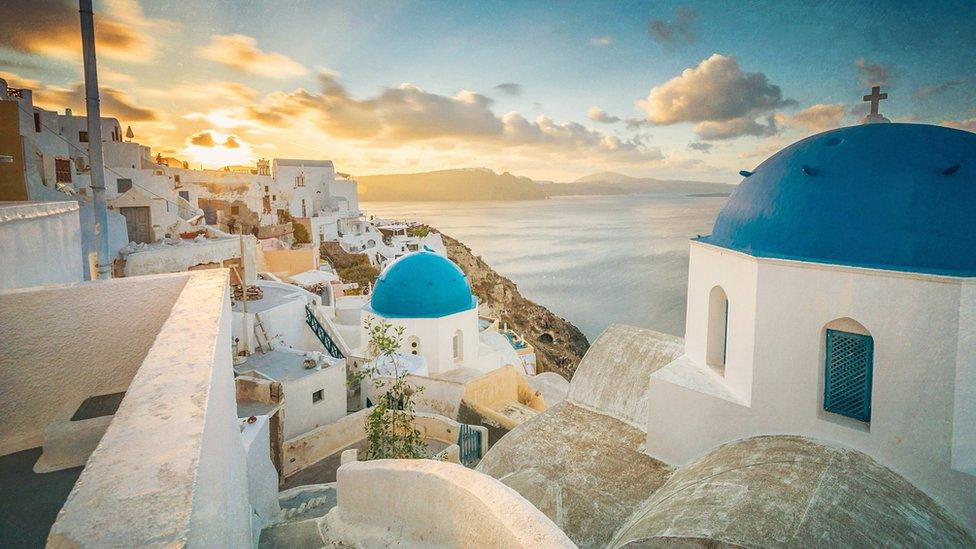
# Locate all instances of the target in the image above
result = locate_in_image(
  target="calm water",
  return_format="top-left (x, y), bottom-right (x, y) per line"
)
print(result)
top-left (363, 194), bottom-right (726, 342)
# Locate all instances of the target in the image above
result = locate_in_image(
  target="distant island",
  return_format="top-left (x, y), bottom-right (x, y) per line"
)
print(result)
top-left (357, 168), bottom-right (734, 201)
top-left (357, 168), bottom-right (547, 201)
top-left (543, 171), bottom-right (735, 197)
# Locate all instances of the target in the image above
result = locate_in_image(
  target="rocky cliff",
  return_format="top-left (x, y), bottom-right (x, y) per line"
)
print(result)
top-left (438, 231), bottom-right (590, 379)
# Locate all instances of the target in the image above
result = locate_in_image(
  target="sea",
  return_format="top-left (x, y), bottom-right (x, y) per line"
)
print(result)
top-left (362, 193), bottom-right (728, 343)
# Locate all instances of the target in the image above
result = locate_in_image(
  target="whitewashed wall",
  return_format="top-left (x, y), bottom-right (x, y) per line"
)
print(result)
top-left (282, 362), bottom-right (346, 440)
top-left (362, 307), bottom-right (484, 376)
top-left (645, 242), bottom-right (976, 534)
top-left (0, 273), bottom-right (189, 454)
top-left (0, 201), bottom-right (84, 290)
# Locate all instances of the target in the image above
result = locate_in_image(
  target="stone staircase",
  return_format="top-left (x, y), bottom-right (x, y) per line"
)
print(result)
top-left (259, 484), bottom-right (338, 549)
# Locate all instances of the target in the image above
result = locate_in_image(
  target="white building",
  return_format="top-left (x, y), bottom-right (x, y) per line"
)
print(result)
top-left (361, 249), bottom-right (511, 376)
top-left (232, 280), bottom-right (348, 440)
top-left (1, 79), bottom-right (130, 277)
top-left (645, 120), bottom-right (976, 533)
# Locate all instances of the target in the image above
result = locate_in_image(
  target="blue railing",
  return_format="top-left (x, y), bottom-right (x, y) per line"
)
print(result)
top-left (457, 423), bottom-right (482, 465)
top-left (304, 304), bottom-right (345, 359)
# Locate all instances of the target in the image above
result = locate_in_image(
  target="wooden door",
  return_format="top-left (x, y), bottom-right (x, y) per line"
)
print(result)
top-left (120, 206), bottom-right (152, 243)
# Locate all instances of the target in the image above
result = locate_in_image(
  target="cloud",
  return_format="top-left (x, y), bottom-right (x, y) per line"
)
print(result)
top-left (943, 118), bottom-right (976, 132)
top-left (688, 142), bottom-right (713, 152)
top-left (777, 103), bottom-right (847, 132)
top-left (494, 83), bottom-right (522, 97)
top-left (0, 0), bottom-right (175, 63)
top-left (588, 107), bottom-right (620, 124)
top-left (648, 6), bottom-right (697, 46)
top-left (915, 79), bottom-right (965, 99)
top-left (31, 82), bottom-right (159, 121)
top-left (196, 34), bottom-right (308, 78)
top-left (639, 53), bottom-right (794, 134)
top-left (693, 116), bottom-right (778, 140)
top-left (625, 117), bottom-right (651, 130)
top-left (242, 72), bottom-right (664, 163)
top-left (0, 71), bottom-right (41, 90)
top-left (855, 58), bottom-right (892, 87)
top-left (188, 130), bottom-right (245, 149)
top-left (589, 36), bottom-right (613, 47)
top-left (190, 131), bottom-right (218, 147)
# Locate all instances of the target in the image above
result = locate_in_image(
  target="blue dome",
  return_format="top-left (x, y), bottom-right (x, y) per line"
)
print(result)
top-left (368, 250), bottom-right (476, 318)
top-left (701, 123), bottom-right (976, 277)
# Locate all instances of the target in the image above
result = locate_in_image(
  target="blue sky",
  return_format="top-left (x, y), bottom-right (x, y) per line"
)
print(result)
top-left (2, 0), bottom-right (974, 180)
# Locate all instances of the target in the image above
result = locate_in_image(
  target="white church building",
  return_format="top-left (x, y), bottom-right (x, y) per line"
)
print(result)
top-left (361, 248), bottom-right (516, 377)
top-left (645, 119), bottom-right (976, 531)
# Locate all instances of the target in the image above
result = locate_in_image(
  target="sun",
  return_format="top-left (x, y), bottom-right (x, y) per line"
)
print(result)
top-left (181, 130), bottom-right (254, 169)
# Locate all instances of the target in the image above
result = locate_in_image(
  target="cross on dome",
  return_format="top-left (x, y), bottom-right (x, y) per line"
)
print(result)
top-left (863, 86), bottom-right (888, 115)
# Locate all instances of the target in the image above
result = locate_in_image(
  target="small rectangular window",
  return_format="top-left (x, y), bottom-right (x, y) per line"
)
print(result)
top-left (116, 178), bottom-right (132, 193)
top-left (312, 390), bottom-right (323, 403)
top-left (33, 112), bottom-right (41, 133)
top-left (178, 190), bottom-right (190, 201)
top-left (231, 205), bottom-right (240, 215)
top-left (78, 131), bottom-right (88, 143)
top-left (824, 329), bottom-right (874, 422)
top-left (55, 159), bottom-right (72, 183)
top-left (174, 174), bottom-right (181, 183)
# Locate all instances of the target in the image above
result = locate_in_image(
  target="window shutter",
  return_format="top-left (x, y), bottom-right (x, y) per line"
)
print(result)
top-left (824, 329), bottom-right (874, 422)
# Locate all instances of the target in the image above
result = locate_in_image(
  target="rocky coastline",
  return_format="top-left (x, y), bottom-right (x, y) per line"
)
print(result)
top-left (438, 231), bottom-right (590, 380)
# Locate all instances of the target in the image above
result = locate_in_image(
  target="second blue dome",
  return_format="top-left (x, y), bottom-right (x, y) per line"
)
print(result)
top-left (368, 250), bottom-right (476, 318)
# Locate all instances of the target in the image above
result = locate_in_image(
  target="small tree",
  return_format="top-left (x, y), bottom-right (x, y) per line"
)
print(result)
top-left (292, 221), bottom-right (311, 244)
top-left (351, 317), bottom-right (427, 459)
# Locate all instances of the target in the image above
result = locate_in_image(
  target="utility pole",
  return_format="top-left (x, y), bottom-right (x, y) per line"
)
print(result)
top-left (79, 0), bottom-right (111, 279)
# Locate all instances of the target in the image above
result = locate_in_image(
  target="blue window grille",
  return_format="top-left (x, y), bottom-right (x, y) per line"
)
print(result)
top-left (457, 423), bottom-right (482, 466)
top-left (824, 329), bottom-right (874, 422)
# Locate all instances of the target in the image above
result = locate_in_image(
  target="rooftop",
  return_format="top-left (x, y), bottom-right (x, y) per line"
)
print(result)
top-left (613, 436), bottom-right (974, 548)
top-left (231, 282), bottom-right (308, 313)
top-left (368, 249), bottom-right (476, 319)
top-left (273, 158), bottom-right (334, 168)
top-left (235, 350), bottom-right (338, 383)
top-left (477, 401), bottom-right (673, 549)
top-left (702, 123), bottom-right (976, 277)
top-left (0, 270), bottom-right (245, 547)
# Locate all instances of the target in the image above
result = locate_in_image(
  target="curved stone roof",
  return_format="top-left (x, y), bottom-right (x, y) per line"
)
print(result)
top-left (368, 250), bottom-right (476, 318)
top-left (477, 402), bottom-right (673, 549)
top-left (567, 325), bottom-right (683, 429)
top-left (612, 435), bottom-right (974, 548)
top-left (701, 123), bottom-right (976, 277)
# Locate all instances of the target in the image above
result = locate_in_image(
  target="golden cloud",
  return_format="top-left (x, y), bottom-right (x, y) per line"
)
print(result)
top-left (0, 0), bottom-right (176, 63)
top-left (196, 34), bottom-right (308, 79)
top-left (32, 82), bottom-right (160, 122)
top-left (239, 72), bottom-right (664, 164)
top-left (776, 103), bottom-right (847, 132)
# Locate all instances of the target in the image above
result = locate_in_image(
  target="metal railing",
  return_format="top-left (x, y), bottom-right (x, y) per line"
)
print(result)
top-left (305, 304), bottom-right (345, 359)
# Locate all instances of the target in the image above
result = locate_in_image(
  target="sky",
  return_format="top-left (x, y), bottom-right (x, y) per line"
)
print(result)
top-left (1, 0), bottom-right (974, 182)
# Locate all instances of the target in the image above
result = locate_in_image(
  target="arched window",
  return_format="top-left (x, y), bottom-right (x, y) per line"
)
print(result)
top-left (406, 336), bottom-right (421, 356)
top-left (706, 286), bottom-right (729, 374)
top-left (823, 318), bottom-right (874, 423)
top-left (452, 330), bottom-right (463, 362)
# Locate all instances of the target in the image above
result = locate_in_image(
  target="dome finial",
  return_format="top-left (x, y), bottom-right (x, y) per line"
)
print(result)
top-left (861, 86), bottom-right (890, 124)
